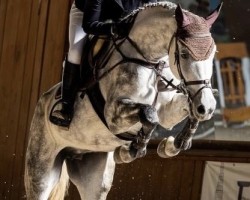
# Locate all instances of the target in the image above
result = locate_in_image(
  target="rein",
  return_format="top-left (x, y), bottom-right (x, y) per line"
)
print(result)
top-left (86, 28), bottom-right (216, 132)
top-left (88, 35), bottom-right (178, 96)
top-left (108, 35), bottom-right (182, 107)
top-left (85, 35), bottom-right (175, 133)
top-left (91, 37), bottom-right (161, 83)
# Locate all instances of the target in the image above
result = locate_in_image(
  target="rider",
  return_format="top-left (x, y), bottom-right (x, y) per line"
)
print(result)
top-left (50, 0), bottom-right (157, 127)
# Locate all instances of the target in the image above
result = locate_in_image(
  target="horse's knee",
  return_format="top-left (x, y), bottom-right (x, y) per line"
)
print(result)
top-left (105, 99), bottom-right (140, 133)
top-left (139, 104), bottom-right (159, 126)
top-left (99, 184), bottom-right (112, 200)
top-left (105, 99), bottom-right (160, 134)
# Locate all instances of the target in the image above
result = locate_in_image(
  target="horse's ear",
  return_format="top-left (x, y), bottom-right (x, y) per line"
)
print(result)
top-left (175, 4), bottom-right (190, 28)
top-left (205, 2), bottom-right (223, 26)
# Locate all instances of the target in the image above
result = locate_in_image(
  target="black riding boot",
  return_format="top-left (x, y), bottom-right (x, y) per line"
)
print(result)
top-left (50, 60), bottom-right (80, 127)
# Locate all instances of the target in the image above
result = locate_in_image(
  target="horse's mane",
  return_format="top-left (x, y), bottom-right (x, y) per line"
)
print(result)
top-left (122, 1), bottom-right (177, 20)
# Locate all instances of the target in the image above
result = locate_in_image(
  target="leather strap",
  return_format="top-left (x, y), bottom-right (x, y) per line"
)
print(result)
top-left (86, 83), bottom-right (108, 127)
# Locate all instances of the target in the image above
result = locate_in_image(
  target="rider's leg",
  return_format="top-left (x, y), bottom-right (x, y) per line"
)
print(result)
top-left (50, 61), bottom-right (80, 127)
top-left (67, 1), bottom-right (86, 65)
top-left (50, 2), bottom-right (86, 127)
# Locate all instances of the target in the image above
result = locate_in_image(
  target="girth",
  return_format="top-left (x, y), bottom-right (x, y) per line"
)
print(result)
top-left (86, 82), bottom-right (138, 141)
top-left (86, 83), bottom-right (108, 128)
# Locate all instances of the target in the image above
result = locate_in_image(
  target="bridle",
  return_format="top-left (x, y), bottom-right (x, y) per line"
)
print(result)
top-left (108, 32), bottom-right (216, 108)
top-left (86, 27), bottom-right (217, 126)
top-left (168, 32), bottom-right (216, 100)
top-left (84, 15), bottom-right (218, 145)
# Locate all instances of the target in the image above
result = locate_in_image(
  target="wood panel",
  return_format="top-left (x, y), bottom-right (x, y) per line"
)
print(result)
top-left (0, 0), bottom-right (70, 199)
top-left (38, 0), bottom-right (70, 94)
top-left (216, 43), bottom-right (248, 59)
top-left (64, 140), bottom-right (250, 200)
top-left (107, 140), bottom-right (250, 200)
top-left (216, 42), bottom-right (250, 122)
top-left (108, 155), bottom-right (205, 200)
top-left (0, 0), bottom-right (34, 198)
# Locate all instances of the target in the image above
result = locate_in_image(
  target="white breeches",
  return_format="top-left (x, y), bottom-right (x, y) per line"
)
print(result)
top-left (68, 2), bottom-right (86, 64)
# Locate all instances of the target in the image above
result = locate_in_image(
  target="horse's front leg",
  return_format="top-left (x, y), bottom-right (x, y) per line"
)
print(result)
top-left (130, 103), bottom-right (159, 157)
top-left (157, 118), bottom-right (199, 158)
top-left (105, 98), bottom-right (159, 163)
top-left (155, 92), bottom-right (199, 158)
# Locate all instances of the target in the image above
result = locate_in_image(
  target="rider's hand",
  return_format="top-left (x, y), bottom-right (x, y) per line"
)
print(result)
top-left (112, 21), bottom-right (132, 38)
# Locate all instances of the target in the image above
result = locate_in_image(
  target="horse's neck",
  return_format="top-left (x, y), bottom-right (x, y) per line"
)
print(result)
top-left (129, 6), bottom-right (177, 60)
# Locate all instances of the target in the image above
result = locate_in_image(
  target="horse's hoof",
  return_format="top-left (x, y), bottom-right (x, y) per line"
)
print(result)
top-left (137, 148), bottom-right (147, 158)
top-left (157, 137), bottom-right (180, 158)
top-left (113, 145), bottom-right (136, 164)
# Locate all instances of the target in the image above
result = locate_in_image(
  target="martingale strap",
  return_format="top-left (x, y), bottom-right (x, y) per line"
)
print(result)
top-left (87, 83), bottom-right (142, 142)
top-left (85, 35), bottom-right (175, 140)
top-left (87, 27), bottom-right (216, 135)
top-left (87, 31), bottom-right (215, 132)
top-left (86, 83), bottom-right (108, 128)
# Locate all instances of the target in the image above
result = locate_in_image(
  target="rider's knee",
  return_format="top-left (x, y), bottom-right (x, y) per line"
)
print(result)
top-left (68, 48), bottom-right (82, 64)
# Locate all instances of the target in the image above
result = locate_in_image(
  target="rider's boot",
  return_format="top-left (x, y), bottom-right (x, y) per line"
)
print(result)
top-left (50, 60), bottom-right (80, 127)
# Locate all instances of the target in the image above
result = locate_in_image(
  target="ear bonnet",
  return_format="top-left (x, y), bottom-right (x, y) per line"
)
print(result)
top-left (175, 3), bottom-right (222, 60)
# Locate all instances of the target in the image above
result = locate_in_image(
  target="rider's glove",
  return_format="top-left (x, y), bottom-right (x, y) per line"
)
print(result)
top-left (112, 21), bottom-right (133, 38)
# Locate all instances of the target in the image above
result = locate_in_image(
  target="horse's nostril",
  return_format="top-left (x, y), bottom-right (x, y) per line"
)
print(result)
top-left (197, 105), bottom-right (206, 115)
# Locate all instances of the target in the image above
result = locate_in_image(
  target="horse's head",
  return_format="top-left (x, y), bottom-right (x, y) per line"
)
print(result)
top-left (107, 2), bottom-right (222, 122)
top-left (168, 3), bottom-right (222, 121)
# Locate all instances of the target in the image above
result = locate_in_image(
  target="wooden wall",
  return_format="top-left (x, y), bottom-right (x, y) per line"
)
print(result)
top-left (108, 153), bottom-right (204, 200)
top-left (107, 141), bottom-right (250, 200)
top-left (66, 140), bottom-right (250, 200)
top-left (222, 0), bottom-right (250, 52)
top-left (0, 0), bottom-right (250, 199)
top-left (0, 0), bottom-right (71, 198)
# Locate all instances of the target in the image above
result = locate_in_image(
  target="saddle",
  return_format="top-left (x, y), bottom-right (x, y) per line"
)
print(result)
top-left (55, 35), bottom-right (114, 100)
top-left (80, 35), bottom-right (115, 88)
top-left (54, 35), bottom-right (114, 126)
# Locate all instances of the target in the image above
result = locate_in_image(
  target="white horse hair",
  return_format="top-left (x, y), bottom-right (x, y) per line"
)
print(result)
top-left (25, 2), bottom-right (221, 199)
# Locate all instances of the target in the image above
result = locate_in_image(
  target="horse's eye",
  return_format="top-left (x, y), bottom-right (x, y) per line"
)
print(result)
top-left (181, 53), bottom-right (189, 59)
